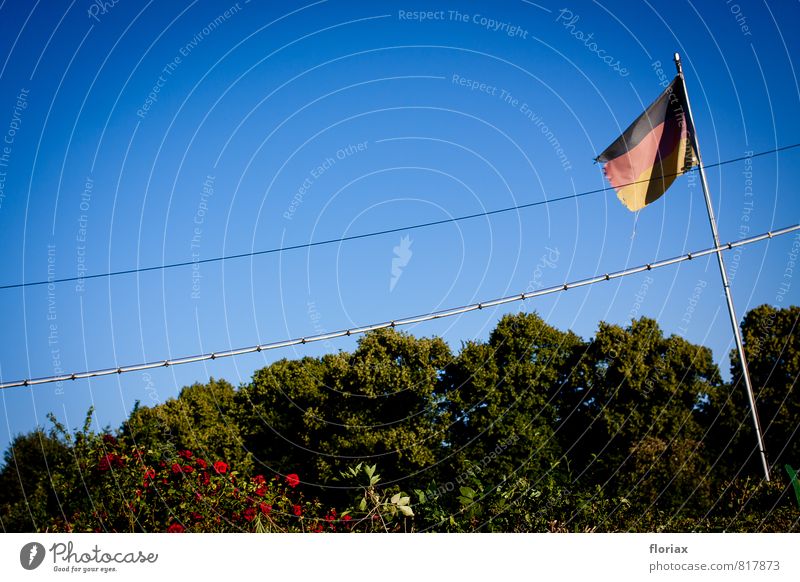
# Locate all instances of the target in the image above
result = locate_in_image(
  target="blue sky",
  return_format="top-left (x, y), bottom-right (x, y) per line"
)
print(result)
top-left (0, 0), bottom-right (798, 455)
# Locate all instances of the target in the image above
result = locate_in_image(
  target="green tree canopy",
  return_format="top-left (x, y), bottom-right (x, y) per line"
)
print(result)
top-left (2, 306), bottom-right (797, 532)
top-left (121, 377), bottom-right (246, 469)
top-left (557, 317), bottom-right (721, 512)
top-left (0, 428), bottom-right (70, 531)
top-left (234, 329), bottom-right (452, 495)
top-left (705, 304), bottom-right (800, 478)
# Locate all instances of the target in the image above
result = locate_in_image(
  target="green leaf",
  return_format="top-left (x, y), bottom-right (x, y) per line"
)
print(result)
top-left (390, 493), bottom-right (401, 505)
top-left (459, 486), bottom-right (475, 498)
top-left (786, 465), bottom-right (800, 509)
top-left (398, 505), bottom-right (414, 517)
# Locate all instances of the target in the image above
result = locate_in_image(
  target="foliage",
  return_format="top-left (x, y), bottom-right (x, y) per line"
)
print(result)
top-left (121, 378), bottom-right (249, 472)
top-left (338, 463), bottom-right (415, 532)
top-left (233, 329), bottom-right (451, 497)
top-left (0, 425), bottom-right (71, 531)
top-left (557, 318), bottom-right (721, 512)
top-left (1, 306), bottom-right (798, 533)
top-left (705, 305), bottom-right (800, 477)
top-left (42, 424), bottom-right (360, 533)
top-left (442, 313), bottom-right (580, 490)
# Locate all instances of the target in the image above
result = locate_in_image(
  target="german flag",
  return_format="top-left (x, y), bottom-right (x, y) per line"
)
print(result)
top-left (597, 76), bottom-right (698, 211)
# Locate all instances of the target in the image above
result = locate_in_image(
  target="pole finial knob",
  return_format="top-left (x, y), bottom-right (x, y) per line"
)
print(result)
top-left (673, 53), bottom-right (683, 75)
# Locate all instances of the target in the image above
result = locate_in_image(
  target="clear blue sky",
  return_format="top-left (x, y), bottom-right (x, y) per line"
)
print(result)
top-left (1, 0), bottom-right (798, 455)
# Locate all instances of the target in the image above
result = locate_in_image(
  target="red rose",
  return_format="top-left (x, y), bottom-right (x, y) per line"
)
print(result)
top-left (171, 463), bottom-right (182, 475)
top-left (102, 434), bottom-right (117, 446)
top-left (285, 473), bottom-right (300, 488)
top-left (98, 453), bottom-right (122, 472)
top-left (293, 505), bottom-right (303, 516)
top-left (182, 465), bottom-right (194, 474)
top-left (243, 507), bottom-right (256, 522)
top-left (255, 485), bottom-right (267, 497)
top-left (259, 503), bottom-right (272, 516)
top-left (166, 523), bottom-right (185, 533)
top-left (196, 459), bottom-right (207, 470)
top-left (253, 474), bottom-right (266, 485)
top-left (213, 461), bottom-right (228, 474)
top-left (191, 512), bottom-right (204, 522)
top-left (178, 449), bottom-right (193, 459)
top-left (343, 515), bottom-right (352, 522)
top-left (198, 472), bottom-right (210, 486)
top-left (144, 468), bottom-right (156, 480)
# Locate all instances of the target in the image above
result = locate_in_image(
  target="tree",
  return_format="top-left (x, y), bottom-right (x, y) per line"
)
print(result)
top-left (121, 378), bottom-right (247, 470)
top-left (234, 329), bottom-right (452, 500)
top-left (557, 317), bottom-right (721, 512)
top-left (2, 306), bottom-right (795, 532)
top-left (443, 312), bottom-right (582, 481)
top-left (704, 304), bottom-right (800, 478)
top-left (0, 428), bottom-right (70, 531)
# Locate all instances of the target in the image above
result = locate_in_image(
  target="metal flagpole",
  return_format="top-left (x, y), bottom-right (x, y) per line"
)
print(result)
top-left (673, 53), bottom-right (771, 481)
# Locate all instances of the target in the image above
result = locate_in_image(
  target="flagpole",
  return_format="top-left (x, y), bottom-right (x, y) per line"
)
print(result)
top-left (673, 53), bottom-right (770, 481)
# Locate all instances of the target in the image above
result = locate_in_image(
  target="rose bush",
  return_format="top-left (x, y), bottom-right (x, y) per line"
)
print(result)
top-left (43, 417), bottom-right (414, 533)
